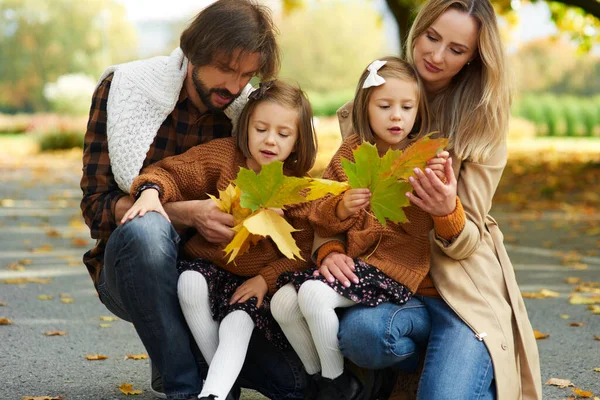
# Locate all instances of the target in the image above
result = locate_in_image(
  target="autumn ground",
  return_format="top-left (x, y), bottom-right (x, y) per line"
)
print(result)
top-left (0, 127), bottom-right (599, 400)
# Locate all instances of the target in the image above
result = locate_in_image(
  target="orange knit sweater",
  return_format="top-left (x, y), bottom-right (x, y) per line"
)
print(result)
top-left (130, 137), bottom-right (313, 295)
top-left (310, 134), bottom-right (465, 294)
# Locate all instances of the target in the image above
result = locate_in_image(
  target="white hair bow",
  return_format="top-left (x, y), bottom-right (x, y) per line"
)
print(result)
top-left (362, 60), bottom-right (387, 89)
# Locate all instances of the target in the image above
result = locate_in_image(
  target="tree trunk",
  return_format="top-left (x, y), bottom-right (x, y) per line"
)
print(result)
top-left (385, 0), bottom-right (413, 54)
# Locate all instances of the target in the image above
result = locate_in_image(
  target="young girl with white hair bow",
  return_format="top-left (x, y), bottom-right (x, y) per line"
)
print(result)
top-left (270, 56), bottom-right (464, 400)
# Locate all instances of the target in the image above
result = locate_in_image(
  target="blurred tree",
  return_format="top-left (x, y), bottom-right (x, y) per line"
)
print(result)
top-left (278, 1), bottom-right (386, 93)
top-left (0, 0), bottom-right (137, 112)
top-left (382, 0), bottom-right (599, 52)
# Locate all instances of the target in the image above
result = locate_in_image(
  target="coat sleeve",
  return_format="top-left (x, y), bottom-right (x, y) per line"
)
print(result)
top-left (431, 144), bottom-right (508, 260)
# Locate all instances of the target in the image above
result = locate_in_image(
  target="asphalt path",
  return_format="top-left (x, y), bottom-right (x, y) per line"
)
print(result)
top-left (1, 155), bottom-right (598, 399)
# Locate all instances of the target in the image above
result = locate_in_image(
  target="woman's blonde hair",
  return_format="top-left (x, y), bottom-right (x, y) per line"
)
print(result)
top-left (352, 56), bottom-right (430, 144)
top-left (405, 0), bottom-right (510, 162)
top-left (235, 80), bottom-right (317, 177)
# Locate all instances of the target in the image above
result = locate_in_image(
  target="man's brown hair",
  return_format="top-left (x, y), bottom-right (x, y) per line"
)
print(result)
top-left (235, 80), bottom-right (317, 177)
top-left (180, 0), bottom-right (280, 80)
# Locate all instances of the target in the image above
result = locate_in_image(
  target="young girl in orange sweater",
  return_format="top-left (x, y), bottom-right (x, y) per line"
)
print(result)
top-left (123, 81), bottom-right (317, 400)
top-left (271, 57), bottom-right (465, 400)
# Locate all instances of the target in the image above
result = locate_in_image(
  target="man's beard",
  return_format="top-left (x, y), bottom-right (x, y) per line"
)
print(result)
top-left (192, 67), bottom-right (239, 111)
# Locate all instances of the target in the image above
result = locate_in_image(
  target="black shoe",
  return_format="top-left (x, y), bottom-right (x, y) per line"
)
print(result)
top-left (226, 384), bottom-right (241, 400)
top-left (149, 360), bottom-right (167, 399)
top-left (316, 370), bottom-right (364, 400)
top-left (303, 373), bottom-right (322, 400)
top-left (370, 367), bottom-right (400, 400)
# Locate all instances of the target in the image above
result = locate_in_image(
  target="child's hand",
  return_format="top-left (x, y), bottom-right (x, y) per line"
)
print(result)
top-left (336, 189), bottom-right (371, 220)
top-left (230, 275), bottom-right (268, 308)
top-left (121, 189), bottom-right (170, 224)
top-left (315, 252), bottom-right (359, 287)
top-left (426, 151), bottom-right (450, 181)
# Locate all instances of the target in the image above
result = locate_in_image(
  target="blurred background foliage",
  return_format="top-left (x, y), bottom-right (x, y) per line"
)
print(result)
top-left (0, 0), bottom-right (599, 151)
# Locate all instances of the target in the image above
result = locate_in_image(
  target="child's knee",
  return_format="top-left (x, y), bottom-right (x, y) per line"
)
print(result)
top-left (271, 284), bottom-right (300, 323)
top-left (177, 270), bottom-right (208, 306)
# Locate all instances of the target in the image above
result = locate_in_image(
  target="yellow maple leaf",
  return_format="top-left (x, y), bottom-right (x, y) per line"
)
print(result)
top-left (569, 294), bottom-right (600, 305)
top-left (533, 329), bottom-right (549, 340)
top-left (588, 305), bottom-right (600, 315)
top-left (0, 317), bottom-right (13, 325)
top-left (85, 354), bottom-right (108, 360)
top-left (207, 184), bottom-right (239, 214)
top-left (124, 354), bottom-right (148, 360)
top-left (244, 209), bottom-right (303, 260)
top-left (571, 387), bottom-right (593, 398)
top-left (223, 225), bottom-right (255, 263)
top-left (119, 382), bottom-right (143, 395)
top-left (304, 178), bottom-right (350, 201)
top-left (545, 378), bottom-right (574, 388)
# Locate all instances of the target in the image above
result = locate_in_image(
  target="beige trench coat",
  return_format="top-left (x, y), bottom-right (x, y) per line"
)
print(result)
top-left (316, 103), bottom-right (542, 400)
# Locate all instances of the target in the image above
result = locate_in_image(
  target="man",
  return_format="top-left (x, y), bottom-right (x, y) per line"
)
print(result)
top-left (80, 1), bottom-right (306, 399)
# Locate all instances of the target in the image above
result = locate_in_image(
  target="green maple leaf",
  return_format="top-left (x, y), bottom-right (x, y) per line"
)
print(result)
top-left (234, 161), bottom-right (311, 211)
top-left (370, 177), bottom-right (411, 226)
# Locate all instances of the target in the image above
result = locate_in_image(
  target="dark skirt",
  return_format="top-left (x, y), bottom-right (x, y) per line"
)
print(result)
top-left (277, 258), bottom-right (412, 307)
top-left (177, 259), bottom-right (289, 349)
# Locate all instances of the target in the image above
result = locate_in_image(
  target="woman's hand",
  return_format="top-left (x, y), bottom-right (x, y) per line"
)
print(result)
top-left (336, 189), bottom-right (371, 220)
top-left (426, 151), bottom-right (450, 181)
top-left (406, 157), bottom-right (457, 217)
top-left (315, 252), bottom-right (358, 287)
top-left (121, 189), bottom-right (170, 224)
top-left (230, 275), bottom-right (268, 308)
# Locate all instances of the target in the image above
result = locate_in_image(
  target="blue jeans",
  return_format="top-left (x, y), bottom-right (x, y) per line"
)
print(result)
top-left (97, 213), bottom-right (305, 400)
top-left (338, 296), bottom-right (495, 399)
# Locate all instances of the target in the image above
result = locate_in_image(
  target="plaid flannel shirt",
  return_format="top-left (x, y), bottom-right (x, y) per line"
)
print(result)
top-left (80, 73), bottom-right (233, 286)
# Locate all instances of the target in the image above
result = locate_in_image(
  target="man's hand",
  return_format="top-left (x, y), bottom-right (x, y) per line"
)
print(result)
top-left (315, 252), bottom-right (358, 287)
top-left (230, 275), bottom-right (269, 308)
top-left (188, 199), bottom-right (235, 243)
top-left (121, 189), bottom-right (170, 224)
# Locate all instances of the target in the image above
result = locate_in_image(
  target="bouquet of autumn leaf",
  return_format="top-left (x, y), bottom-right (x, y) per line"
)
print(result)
top-left (213, 133), bottom-right (448, 263)
top-left (209, 162), bottom-right (349, 263)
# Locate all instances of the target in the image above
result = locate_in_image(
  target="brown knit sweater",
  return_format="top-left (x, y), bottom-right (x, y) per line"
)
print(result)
top-left (130, 137), bottom-right (313, 295)
top-left (310, 134), bottom-right (465, 294)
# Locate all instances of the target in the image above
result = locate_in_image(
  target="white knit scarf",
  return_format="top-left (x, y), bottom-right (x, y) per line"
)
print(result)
top-left (96, 47), bottom-right (251, 193)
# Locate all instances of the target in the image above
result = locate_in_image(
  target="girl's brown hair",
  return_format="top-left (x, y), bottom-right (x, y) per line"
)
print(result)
top-left (405, 0), bottom-right (510, 162)
top-left (180, 0), bottom-right (280, 81)
top-left (352, 56), bottom-right (430, 144)
top-left (235, 80), bottom-right (317, 177)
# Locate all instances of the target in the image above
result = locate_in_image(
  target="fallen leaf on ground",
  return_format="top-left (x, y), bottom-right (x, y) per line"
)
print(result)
top-left (19, 258), bottom-right (32, 265)
top-left (0, 317), bottom-right (13, 325)
top-left (594, 368), bottom-right (600, 372)
top-left (560, 314), bottom-right (570, 319)
top-left (38, 295), bottom-right (53, 300)
top-left (99, 323), bottom-right (111, 328)
top-left (60, 298), bottom-right (74, 304)
top-left (588, 305), bottom-right (600, 315)
top-left (542, 241), bottom-right (553, 248)
top-left (119, 382), bottom-right (143, 395)
top-left (31, 244), bottom-right (53, 253)
top-left (0, 302), bottom-right (6, 306)
top-left (3, 277), bottom-right (52, 284)
top-left (572, 388), bottom-right (593, 398)
top-left (545, 378), bottom-right (574, 388)
top-left (71, 237), bottom-right (88, 247)
top-left (99, 316), bottom-right (118, 322)
top-left (522, 289), bottom-right (559, 299)
top-left (570, 263), bottom-right (589, 270)
top-left (569, 322), bottom-right (585, 327)
top-left (85, 354), bottom-right (108, 360)
top-left (594, 336), bottom-right (600, 341)
top-left (46, 229), bottom-right (61, 238)
top-left (569, 295), bottom-right (600, 305)
top-left (22, 396), bottom-right (64, 400)
top-left (124, 354), bottom-right (148, 360)
top-left (534, 330), bottom-right (549, 339)
top-left (6, 262), bottom-right (26, 271)
top-left (44, 331), bottom-right (67, 336)
top-left (566, 277), bottom-right (582, 284)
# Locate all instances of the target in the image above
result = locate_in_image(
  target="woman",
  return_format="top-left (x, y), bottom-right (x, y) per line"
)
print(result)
top-left (316, 0), bottom-right (542, 398)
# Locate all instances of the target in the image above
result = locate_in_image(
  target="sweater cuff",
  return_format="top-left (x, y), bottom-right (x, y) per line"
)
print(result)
top-left (259, 266), bottom-right (279, 296)
top-left (316, 240), bottom-right (346, 267)
top-left (432, 197), bottom-right (466, 241)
